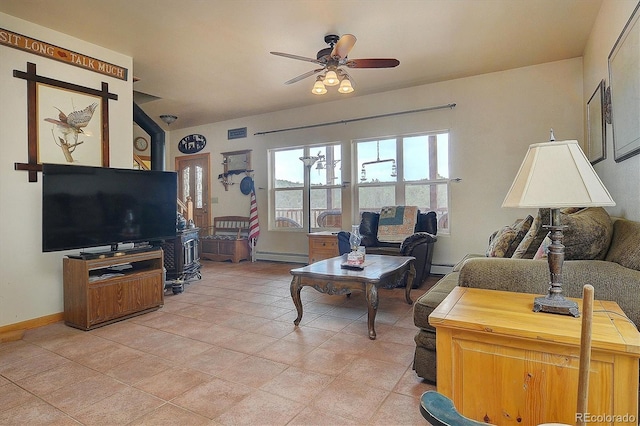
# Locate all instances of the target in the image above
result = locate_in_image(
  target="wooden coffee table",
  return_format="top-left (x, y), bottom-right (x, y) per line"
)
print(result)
top-left (290, 254), bottom-right (415, 339)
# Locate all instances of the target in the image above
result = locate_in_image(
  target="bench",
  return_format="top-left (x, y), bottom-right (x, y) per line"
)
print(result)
top-left (200, 216), bottom-right (250, 263)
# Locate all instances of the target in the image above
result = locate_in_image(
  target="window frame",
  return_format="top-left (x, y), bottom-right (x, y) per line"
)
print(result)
top-left (353, 130), bottom-right (450, 233)
top-left (270, 142), bottom-right (343, 232)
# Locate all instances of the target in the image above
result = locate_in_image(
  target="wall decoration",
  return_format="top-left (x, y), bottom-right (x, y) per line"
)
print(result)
top-left (0, 27), bottom-right (128, 80)
top-left (586, 80), bottom-right (606, 165)
top-left (178, 134), bottom-right (207, 154)
top-left (13, 62), bottom-right (118, 182)
top-left (38, 84), bottom-right (102, 166)
top-left (134, 136), bottom-right (149, 151)
top-left (228, 127), bottom-right (247, 140)
top-left (608, 2), bottom-right (640, 163)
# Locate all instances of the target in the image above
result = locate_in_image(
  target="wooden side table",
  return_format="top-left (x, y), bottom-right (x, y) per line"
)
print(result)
top-left (429, 287), bottom-right (640, 425)
top-left (307, 231), bottom-right (339, 264)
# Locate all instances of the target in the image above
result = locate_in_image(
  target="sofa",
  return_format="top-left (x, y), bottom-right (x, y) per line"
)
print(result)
top-left (338, 208), bottom-right (438, 287)
top-left (412, 207), bottom-right (640, 383)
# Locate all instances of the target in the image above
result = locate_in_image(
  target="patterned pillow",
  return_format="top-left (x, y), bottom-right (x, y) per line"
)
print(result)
top-left (512, 209), bottom-right (551, 259)
top-left (486, 226), bottom-right (518, 257)
top-left (513, 207), bottom-right (612, 260)
top-left (486, 215), bottom-right (533, 258)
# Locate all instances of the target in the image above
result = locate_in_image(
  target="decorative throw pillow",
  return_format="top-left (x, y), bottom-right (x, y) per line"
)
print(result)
top-left (514, 209), bottom-right (551, 259)
top-left (513, 207), bottom-right (612, 260)
top-left (605, 219), bottom-right (640, 270)
top-left (533, 235), bottom-right (552, 260)
top-left (562, 207), bottom-right (612, 260)
top-left (489, 215), bottom-right (534, 258)
top-left (486, 226), bottom-right (518, 257)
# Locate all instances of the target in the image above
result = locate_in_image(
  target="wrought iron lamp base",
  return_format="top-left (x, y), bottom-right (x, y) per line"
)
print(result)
top-left (533, 293), bottom-right (580, 317)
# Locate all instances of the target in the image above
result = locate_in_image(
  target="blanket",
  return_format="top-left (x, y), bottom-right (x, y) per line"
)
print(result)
top-left (377, 206), bottom-right (418, 243)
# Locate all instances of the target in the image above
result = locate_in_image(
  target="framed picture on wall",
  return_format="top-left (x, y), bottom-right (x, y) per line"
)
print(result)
top-left (586, 80), bottom-right (606, 165)
top-left (37, 83), bottom-right (103, 166)
top-left (608, 2), bottom-right (640, 163)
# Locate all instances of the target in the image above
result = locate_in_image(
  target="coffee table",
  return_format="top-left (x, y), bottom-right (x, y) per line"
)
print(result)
top-left (290, 254), bottom-right (415, 339)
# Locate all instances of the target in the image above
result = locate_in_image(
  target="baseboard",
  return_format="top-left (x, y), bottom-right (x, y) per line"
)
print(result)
top-left (0, 312), bottom-right (64, 342)
top-left (255, 251), bottom-right (307, 264)
top-left (430, 264), bottom-right (454, 275)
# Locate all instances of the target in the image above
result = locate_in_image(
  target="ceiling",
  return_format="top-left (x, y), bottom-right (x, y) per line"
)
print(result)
top-left (0, 0), bottom-right (603, 130)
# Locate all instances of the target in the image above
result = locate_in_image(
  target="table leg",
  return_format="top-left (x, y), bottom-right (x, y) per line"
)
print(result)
top-left (365, 283), bottom-right (379, 339)
top-left (290, 275), bottom-right (303, 326)
top-left (405, 262), bottom-right (416, 305)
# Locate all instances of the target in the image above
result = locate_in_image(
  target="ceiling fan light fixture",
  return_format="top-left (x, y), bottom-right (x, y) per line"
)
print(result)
top-left (324, 70), bottom-right (339, 86)
top-left (338, 77), bottom-right (354, 94)
top-left (312, 77), bottom-right (327, 95)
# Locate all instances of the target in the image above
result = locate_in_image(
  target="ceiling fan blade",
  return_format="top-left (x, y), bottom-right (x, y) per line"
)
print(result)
top-left (331, 34), bottom-right (357, 58)
top-left (270, 51), bottom-right (324, 65)
top-left (284, 68), bottom-right (324, 85)
top-left (346, 58), bottom-right (400, 68)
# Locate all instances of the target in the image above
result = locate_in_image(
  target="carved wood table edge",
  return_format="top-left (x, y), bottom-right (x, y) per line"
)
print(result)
top-left (290, 254), bottom-right (416, 339)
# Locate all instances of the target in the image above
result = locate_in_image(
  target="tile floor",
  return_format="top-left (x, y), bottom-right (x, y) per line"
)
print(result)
top-left (0, 260), bottom-right (438, 425)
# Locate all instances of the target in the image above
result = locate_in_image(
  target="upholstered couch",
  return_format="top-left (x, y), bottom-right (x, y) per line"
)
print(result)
top-left (338, 209), bottom-right (438, 287)
top-left (412, 207), bottom-right (640, 383)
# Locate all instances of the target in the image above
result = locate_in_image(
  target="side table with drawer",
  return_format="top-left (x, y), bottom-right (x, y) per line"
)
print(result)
top-left (430, 286), bottom-right (640, 425)
top-left (307, 231), bottom-right (339, 264)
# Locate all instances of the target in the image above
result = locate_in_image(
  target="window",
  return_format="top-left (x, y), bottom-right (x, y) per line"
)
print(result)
top-left (271, 144), bottom-right (342, 230)
top-left (355, 131), bottom-right (449, 231)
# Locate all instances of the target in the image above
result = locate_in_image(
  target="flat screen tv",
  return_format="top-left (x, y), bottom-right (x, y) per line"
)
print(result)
top-left (42, 163), bottom-right (178, 253)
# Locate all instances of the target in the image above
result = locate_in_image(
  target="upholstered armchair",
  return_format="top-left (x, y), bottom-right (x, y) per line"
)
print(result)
top-left (338, 210), bottom-right (438, 288)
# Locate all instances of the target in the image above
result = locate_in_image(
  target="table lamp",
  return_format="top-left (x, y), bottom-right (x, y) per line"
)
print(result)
top-left (502, 134), bottom-right (615, 317)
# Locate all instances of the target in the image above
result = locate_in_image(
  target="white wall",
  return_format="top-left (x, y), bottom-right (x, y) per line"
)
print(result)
top-left (0, 12), bottom-right (133, 327)
top-left (583, 0), bottom-right (640, 222)
top-left (169, 58), bottom-right (584, 266)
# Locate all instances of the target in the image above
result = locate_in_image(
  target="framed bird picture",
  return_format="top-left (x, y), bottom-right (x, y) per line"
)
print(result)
top-left (37, 83), bottom-right (103, 166)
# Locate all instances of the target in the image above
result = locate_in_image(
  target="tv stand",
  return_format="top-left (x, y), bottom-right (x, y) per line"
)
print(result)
top-left (63, 248), bottom-right (164, 330)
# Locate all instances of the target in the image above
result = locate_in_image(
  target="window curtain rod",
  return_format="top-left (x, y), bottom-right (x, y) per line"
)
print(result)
top-left (254, 103), bottom-right (456, 136)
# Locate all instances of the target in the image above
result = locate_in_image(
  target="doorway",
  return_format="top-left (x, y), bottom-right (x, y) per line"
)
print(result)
top-left (175, 153), bottom-right (210, 230)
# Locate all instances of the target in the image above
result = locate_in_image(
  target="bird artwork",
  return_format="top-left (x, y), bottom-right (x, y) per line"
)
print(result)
top-left (44, 102), bottom-right (98, 163)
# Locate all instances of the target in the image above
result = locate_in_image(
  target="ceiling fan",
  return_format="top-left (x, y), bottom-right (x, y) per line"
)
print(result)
top-left (270, 34), bottom-right (400, 95)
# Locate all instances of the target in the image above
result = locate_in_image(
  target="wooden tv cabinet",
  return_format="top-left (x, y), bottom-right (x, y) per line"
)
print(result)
top-left (63, 249), bottom-right (164, 330)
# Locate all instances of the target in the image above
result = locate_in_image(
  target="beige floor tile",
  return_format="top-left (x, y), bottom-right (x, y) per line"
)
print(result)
top-left (214, 389), bottom-right (304, 425)
top-left (259, 366), bottom-right (333, 403)
top-left (342, 357), bottom-right (408, 391)
top-left (215, 355), bottom-right (287, 387)
top-left (72, 387), bottom-right (164, 425)
top-left (369, 391), bottom-right (429, 425)
top-left (127, 402), bottom-right (211, 425)
top-left (310, 376), bottom-right (390, 422)
top-left (288, 407), bottom-right (360, 426)
top-left (41, 374), bottom-right (128, 415)
top-left (170, 377), bottom-right (253, 419)
top-left (0, 399), bottom-right (77, 425)
top-left (0, 261), bottom-right (431, 425)
top-left (133, 367), bottom-right (211, 400)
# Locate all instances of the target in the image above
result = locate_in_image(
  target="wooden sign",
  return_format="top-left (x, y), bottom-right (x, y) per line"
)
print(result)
top-left (0, 28), bottom-right (128, 81)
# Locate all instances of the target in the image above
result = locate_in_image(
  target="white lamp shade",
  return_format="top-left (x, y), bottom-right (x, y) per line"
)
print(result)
top-left (502, 140), bottom-right (615, 208)
top-left (311, 79), bottom-right (327, 95)
top-left (324, 70), bottom-right (339, 86)
top-left (338, 77), bottom-right (354, 93)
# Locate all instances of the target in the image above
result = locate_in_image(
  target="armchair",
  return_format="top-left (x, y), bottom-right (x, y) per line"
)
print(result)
top-left (338, 210), bottom-right (438, 287)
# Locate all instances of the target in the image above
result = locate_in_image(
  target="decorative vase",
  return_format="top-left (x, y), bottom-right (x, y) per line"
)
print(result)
top-left (349, 225), bottom-right (361, 251)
